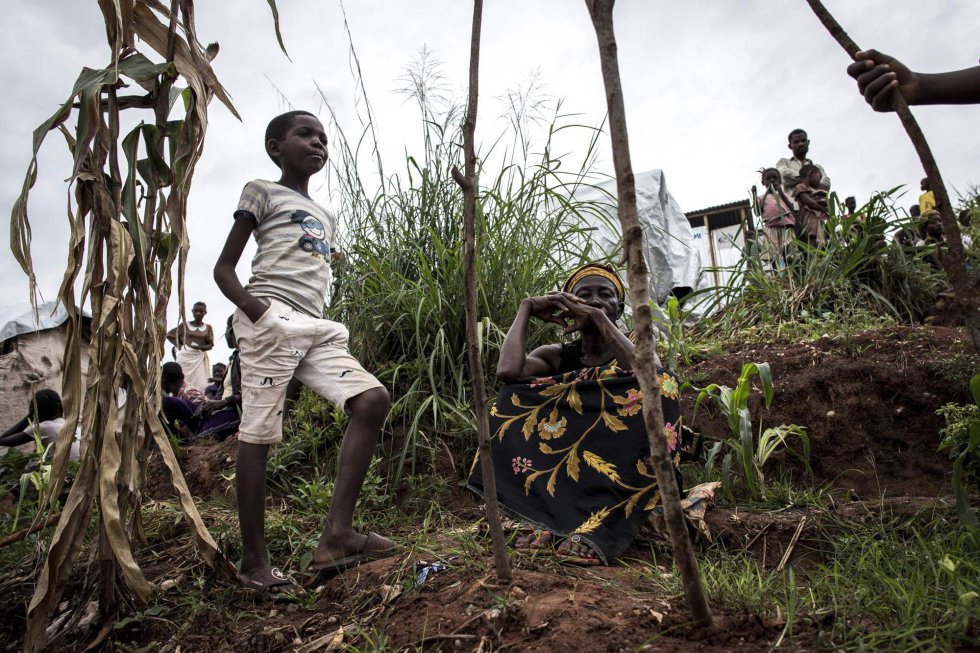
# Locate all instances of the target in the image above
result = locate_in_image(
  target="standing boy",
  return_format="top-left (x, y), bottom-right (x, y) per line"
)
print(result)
top-left (214, 110), bottom-right (394, 595)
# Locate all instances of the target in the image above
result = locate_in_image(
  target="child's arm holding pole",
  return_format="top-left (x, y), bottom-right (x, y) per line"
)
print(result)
top-left (214, 215), bottom-right (269, 323)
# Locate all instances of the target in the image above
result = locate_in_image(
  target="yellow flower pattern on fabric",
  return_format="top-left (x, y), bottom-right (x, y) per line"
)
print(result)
top-left (478, 362), bottom-right (689, 561)
top-left (659, 372), bottom-right (680, 399)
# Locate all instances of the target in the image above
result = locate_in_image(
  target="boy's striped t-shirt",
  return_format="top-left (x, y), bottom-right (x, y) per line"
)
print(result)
top-left (235, 179), bottom-right (338, 317)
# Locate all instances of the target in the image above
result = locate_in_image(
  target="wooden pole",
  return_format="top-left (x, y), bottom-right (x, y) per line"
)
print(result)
top-left (584, 0), bottom-right (712, 627)
top-left (804, 0), bottom-right (980, 353)
top-left (452, 0), bottom-right (513, 582)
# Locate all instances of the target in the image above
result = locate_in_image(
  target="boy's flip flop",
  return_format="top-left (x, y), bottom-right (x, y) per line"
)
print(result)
top-left (310, 532), bottom-right (398, 574)
top-left (237, 566), bottom-right (305, 600)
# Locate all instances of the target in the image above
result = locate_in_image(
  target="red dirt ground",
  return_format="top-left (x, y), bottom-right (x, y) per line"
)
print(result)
top-left (681, 325), bottom-right (975, 497)
top-left (4, 326), bottom-right (976, 652)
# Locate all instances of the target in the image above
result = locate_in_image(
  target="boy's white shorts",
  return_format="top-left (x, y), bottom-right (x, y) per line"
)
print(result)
top-left (233, 298), bottom-right (384, 445)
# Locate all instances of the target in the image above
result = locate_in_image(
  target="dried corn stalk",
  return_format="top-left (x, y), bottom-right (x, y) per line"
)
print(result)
top-left (9, 2), bottom-right (283, 649)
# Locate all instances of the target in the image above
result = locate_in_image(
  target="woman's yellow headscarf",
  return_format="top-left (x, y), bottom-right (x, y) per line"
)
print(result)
top-left (562, 263), bottom-right (626, 302)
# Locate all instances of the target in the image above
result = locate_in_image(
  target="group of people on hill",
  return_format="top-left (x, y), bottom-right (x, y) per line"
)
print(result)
top-left (756, 127), bottom-right (837, 265)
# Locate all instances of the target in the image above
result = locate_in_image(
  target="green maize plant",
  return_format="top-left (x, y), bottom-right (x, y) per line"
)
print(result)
top-left (691, 362), bottom-right (811, 500)
top-left (8, 2), bottom-right (286, 647)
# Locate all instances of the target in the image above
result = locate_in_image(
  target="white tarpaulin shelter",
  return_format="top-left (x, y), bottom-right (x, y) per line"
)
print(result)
top-left (0, 301), bottom-right (90, 433)
top-left (572, 169), bottom-right (701, 303)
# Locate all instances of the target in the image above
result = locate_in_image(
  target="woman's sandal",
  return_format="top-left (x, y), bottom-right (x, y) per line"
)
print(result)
top-left (514, 529), bottom-right (555, 553)
top-left (556, 536), bottom-right (603, 566)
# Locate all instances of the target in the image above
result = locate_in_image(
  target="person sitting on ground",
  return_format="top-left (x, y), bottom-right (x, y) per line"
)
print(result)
top-left (846, 50), bottom-right (980, 112)
top-left (0, 390), bottom-right (79, 460)
top-left (167, 301), bottom-right (214, 393)
top-left (205, 362), bottom-right (228, 400)
top-left (793, 164), bottom-right (830, 247)
top-left (757, 167), bottom-right (797, 268)
top-left (776, 129), bottom-right (831, 207)
top-left (161, 361), bottom-right (239, 442)
top-left (199, 315), bottom-right (244, 433)
top-left (469, 263), bottom-right (695, 566)
top-left (213, 109), bottom-right (396, 595)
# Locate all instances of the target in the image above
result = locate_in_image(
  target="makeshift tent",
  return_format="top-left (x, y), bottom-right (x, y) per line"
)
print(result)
top-left (0, 302), bottom-right (90, 433)
top-left (572, 170), bottom-right (701, 302)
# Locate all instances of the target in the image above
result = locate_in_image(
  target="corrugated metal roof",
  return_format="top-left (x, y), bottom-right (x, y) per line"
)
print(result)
top-left (685, 199), bottom-right (750, 216)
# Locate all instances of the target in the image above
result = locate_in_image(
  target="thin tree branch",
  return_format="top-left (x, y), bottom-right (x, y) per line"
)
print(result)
top-left (804, 0), bottom-right (979, 353)
top-left (454, 0), bottom-right (512, 582)
top-left (584, 0), bottom-right (712, 627)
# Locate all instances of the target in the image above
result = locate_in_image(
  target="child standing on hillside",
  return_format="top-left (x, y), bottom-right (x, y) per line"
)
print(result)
top-left (793, 163), bottom-right (830, 247)
top-left (214, 110), bottom-right (395, 595)
top-left (757, 167), bottom-right (796, 268)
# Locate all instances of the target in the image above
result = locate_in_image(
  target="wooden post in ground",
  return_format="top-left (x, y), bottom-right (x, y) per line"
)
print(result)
top-left (804, 0), bottom-right (980, 353)
top-left (584, 0), bottom-right (713, 627)
top-left (452, 0), bottom-right (513, 582)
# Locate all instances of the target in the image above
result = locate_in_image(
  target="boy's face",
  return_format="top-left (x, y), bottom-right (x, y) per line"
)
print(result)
top-left (807, 169), bottom-right (822, 187)
top-left (789, 133), bottom-right (809, 159)
top-left (763, 171), bottom-right (780, 188)
top-left (270, 115), bottom-right (328, 176)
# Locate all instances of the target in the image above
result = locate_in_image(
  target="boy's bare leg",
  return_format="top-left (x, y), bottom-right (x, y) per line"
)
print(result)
top-left (315, 386), bottom-right (392, 562)
top-left (237, 441), bottom-right (276, 582)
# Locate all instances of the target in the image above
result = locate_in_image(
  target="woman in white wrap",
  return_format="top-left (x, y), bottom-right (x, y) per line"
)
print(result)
top-left (167, 301), bottom-right (214, 392)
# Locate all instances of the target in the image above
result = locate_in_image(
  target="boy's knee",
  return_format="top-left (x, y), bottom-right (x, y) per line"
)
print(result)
top-left (348, 387), bottom-right (390, 417)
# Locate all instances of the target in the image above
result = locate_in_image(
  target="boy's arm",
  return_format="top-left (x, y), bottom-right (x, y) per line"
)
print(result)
top-left (214, 215), bottom-right (269, 323)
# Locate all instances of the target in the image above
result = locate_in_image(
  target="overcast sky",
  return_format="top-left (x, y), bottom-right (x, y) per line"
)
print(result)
top-left (1, 1), bottom-right (977, 364)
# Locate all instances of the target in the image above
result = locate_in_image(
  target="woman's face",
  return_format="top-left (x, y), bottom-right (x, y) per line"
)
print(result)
top-left (571, 275), bottom-right (622, 321)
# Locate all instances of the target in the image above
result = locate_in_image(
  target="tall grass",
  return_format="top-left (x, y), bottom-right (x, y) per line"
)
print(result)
top-left (320, 58), bottom-right (615, 488)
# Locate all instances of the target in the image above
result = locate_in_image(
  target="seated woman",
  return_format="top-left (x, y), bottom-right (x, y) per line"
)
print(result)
top-left (468, 263), bottom-right (688, 565)
top-left (161, 362), bottom-right (239, 442)
top-left (0, 389), bottom-right (80, 460)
